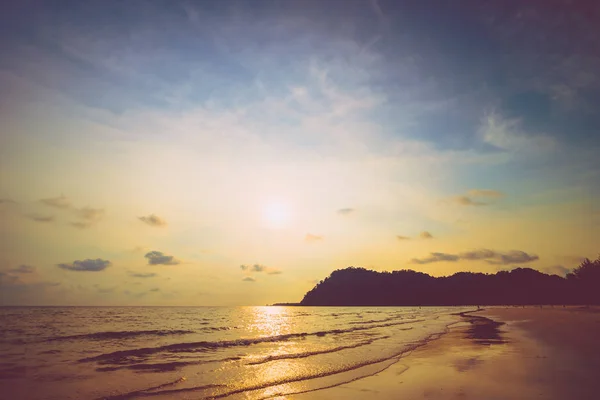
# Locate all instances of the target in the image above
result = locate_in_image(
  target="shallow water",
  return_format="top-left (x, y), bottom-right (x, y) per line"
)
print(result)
top-left (0, 306), bottom-right (470, 399)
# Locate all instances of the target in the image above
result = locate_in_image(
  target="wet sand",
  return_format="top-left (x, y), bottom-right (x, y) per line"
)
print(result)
top-left (289, 307), bottom-right (600, 400)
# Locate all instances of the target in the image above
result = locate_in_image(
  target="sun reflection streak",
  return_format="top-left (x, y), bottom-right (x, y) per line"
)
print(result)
top-left (248, 306), bottom-right (292, 337)
top-left (241, 307), bottom-right (316, 394)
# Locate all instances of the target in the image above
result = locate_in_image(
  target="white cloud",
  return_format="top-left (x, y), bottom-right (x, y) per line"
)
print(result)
top-left (479, 112), bottom-right (557, 154)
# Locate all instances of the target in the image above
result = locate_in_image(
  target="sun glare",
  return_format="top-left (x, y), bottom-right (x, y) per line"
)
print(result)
top-left (263, 201), bottom-right (291, 229)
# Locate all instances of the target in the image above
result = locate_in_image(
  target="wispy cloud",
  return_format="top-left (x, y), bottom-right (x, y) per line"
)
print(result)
top-left (40, 195), bottom-right (70, 209)
top-left (242, 276), bottom-right (256, 282)
top-left (452, 196), bottom-right (486, 206)
top-left (337, 208), bottom-right (355, 215)
top-left (543, 265), bottom-right (571, 277)
top-left (70, 222), bottom-right (92, 229)
top-left (266, 269), bottom-right (282, 275)
top-left (467, 189), bottom-right (504, 198)
top-left (9, 265), bottom-right (36, 274)
top-left (0, 272), bottom-right (21, 285)
top-left (451, 189), bottom-right (505, 206)
top-left (411, 249), bottom-right (539, 265)
top-left (128, 272), bottom-right (157, 278)
top-left (138, 214), bottom-right (167, 227)
top-left (396, 235), bottom-right (410, 240)
top-left (144, 251), bottom-right (180, 265)
top-left (486, 250), bottom-right (539, 265)
top-left (25, 214), bottom-right (55, 222)
top-left (411, 252), bottom-right (460, 264)
top-left (57, 258), bottom-right (111, 272)
top-left (479, 112), bottom-right (557, 154)
top-left (305, 233), bottom-right (323, 242)
top-left (37, 195), bottom-right (104, 228)
top-left (419, 231), bottom-right (433, 239)
top-left (69, 207), bottom-right (104, 228)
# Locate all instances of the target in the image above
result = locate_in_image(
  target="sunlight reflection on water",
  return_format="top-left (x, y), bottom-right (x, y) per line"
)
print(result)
top-left (248, 306), bottom-right (292, 337)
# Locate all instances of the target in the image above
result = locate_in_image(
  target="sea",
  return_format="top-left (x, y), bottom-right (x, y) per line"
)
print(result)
top-left (0, 306), bottom-right (471, 399)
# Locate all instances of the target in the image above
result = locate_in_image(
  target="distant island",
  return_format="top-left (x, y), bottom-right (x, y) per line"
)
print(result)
top-left (296, 256), bottom-right (600, 306)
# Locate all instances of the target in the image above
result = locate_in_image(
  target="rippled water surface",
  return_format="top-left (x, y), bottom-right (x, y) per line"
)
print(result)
top-left (0, 306), bottom-right (469, 399)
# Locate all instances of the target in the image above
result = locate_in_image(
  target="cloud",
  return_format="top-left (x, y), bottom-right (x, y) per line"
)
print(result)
top-left (1, 273), bottom-right (61, 291)
top-left (411, 252), bottom-right (460, 264)
top-left (419, 231), bottom-right (433, 239)
top-left (37, 196), bottom-right (104, 228)
top-left (57, 258), bottom-right (111, 272)
top-left (459, 249), bottom-right (498, 260)
top-left (144, 251), bottom-right (180, 265)
top-left (544, 265), bottom-right (571, 277)
top-left (396, 235), bottom-right (410, 240)
top-left (266, 269), bottom-right (282, 275)
top-left (76, 207), bottom-right (104, 220)
top-left (467, 189), bottom-right (504, 198)
top-left (451, 189), bottom-right (505, 207)
top-left (337, 208), bottom-right (355, 215)
top-left (251, 264), bottom-right (266, 272)
top-left (305, 233), bottom-right (323, 242)
top-left (128, 272), bottom-right (157, 278)
top-left (149, 287), bottom-right (160, 292)
top-left (411, 249), bottom-right (539, 265)
top-left (9, 265), bottom-right (35, 274)
top-left (453, 196), bottom-right (487, 206)
top-left (40, 195), bottom-right (70, 209)
top-left (488, 250), bottom-right (539, 265)
top-left (138, 214), bottom-right (167, 227)
top-left (69, 222), bottom-right (92, 229)
top-left (242, 276), bottom-right (256, 282)
top-left (26, 214), bottom-right (55, 222)
top-left (0, 272), bottom-right (21, 285)
top-left (0, 198), bottom-right (17, 205)
top-left (240, 264), bottom-right (282, 275)
top-left (479, 112), bottom-right (557, 154)
top-left (67, 207), bottom-right (104, 228)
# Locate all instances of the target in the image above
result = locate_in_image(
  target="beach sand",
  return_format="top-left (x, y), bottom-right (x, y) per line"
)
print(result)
top-left (288, 307), bottom-right (600, 400)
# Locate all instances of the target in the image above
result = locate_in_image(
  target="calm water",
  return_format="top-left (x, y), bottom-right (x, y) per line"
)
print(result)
top-left (0, 306), bottom-right (469, 399)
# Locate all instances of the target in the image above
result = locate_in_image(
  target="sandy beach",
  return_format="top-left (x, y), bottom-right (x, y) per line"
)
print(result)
top-left (289, 307), bottom-right (600, 400)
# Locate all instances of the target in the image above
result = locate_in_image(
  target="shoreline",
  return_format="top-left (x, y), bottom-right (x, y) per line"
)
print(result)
top-left (288, 306), bottom-right (600, 400)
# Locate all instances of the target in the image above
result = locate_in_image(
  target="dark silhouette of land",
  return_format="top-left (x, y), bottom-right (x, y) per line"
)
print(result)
top-left (299, 256), bottom-right (600, 306)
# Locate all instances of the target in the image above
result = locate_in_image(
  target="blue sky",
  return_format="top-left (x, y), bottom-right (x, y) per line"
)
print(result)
top-left (0, 0), bottom-right (598, 305)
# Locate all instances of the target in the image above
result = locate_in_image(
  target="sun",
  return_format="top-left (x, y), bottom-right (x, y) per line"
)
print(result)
top-left (262, 201), bottom-right (291, 229)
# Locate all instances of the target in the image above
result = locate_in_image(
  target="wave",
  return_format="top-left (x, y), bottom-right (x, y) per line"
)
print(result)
top-left (200, 326), bottom-right (234, 332)
top-left (98, 377), bottom-right (223, 400)
top-left (348, 315), bottom-right (403, 325)
top-left (96, 356), bottom-right (242, 373)
top-left (43, 329), bottom-right (195, 342)
top-left (107, 327), bottom-right (445, 400)
top-left (246, 336), bottom-right (389, 365)
top-left (80, 319), bottom-right (424, 365)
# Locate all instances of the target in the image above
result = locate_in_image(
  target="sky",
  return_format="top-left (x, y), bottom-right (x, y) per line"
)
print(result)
top-left (1, 0), bottom-right (598, 306)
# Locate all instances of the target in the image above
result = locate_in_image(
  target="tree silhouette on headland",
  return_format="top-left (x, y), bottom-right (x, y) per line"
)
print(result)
top-left (300, 256), bottom-right (600, 306)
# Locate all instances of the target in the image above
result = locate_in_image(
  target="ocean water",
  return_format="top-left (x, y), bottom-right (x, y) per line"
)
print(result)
top-left (0, 306), bottom-right (470, 399)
